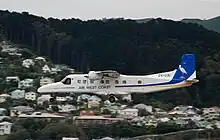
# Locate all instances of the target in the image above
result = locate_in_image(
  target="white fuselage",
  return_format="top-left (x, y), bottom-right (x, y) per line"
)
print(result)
top-left (37, 54), bottom-right (198, 96)
top-left (37, 70), bottom-right (195, 95)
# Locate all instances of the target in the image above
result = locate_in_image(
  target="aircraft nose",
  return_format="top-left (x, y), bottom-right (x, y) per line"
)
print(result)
top-left (37, 82), bottom-right (63, 93)
top-left (37, 85), bottom-right (47, 93)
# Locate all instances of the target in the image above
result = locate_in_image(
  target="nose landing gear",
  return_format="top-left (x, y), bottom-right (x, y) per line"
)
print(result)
top-left (49, 93), bottom-right (56, 103)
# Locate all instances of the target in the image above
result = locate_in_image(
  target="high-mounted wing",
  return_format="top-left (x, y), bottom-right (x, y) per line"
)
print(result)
top-left (97, 70), bottom-right (120, 78)
top-left (87, 70), bottom-right (120, 80)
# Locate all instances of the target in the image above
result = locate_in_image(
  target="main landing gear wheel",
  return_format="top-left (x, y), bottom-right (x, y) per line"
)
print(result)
top-left (49, 93), bottom-right (56, 103)
top-left (108, 94), bottom-right (116, 103)
top-left (49, 97), bottom-right (55, 102)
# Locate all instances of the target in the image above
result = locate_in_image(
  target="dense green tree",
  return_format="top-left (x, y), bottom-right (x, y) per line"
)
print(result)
top-left (51, 105), bottom-right (59, 112)
top-left (7, 129), bottom-right (30, 140)
top-left (0, 10), bottom-right (220, 107)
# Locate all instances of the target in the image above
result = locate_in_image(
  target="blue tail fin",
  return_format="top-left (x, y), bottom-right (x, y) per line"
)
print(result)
top-left (173, 54), bottom-right (196, 81)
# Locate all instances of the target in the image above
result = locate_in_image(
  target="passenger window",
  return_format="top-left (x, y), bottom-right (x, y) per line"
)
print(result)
top-left (115, 80), bottom-right (119, 84)
top-left (122, 80), bottom-right (126, 84)
top-left (101, 80), bottom-right (104, 84)
top-left (63, 78), bottom-right (71, 85)
top-left (90, 80), bottom-right (94, 84)
top-left (106, 80), bottom-right (110, 84)
top-left (138, 80), bottom-right (142, 84)
top-left (77, 80), bottom-right (81, 84)
top-left (83, 80), bottom-right (86, 84)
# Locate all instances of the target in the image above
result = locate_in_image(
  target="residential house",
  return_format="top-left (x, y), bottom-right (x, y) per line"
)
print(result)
top-left (0, 94), bottom-right (10, 103)
top-left (132, 115), bottom-right (158, 127)
top-left (80, 110), bottom-right (97, 116)
top-left (196, 120), bottom-right (213, 129)
top-left (74, 116), bottom-right (123, 127)
top-left (174, 119), bottom-right (189, 127)
top-left (0, 116), bottom-right (11, 122)
top-left (49, 105), bottom-right (77, 113)
top-left (203, 107), bottom-right (220, 115)
top-left (10, 106), bottom-right (34, 117)
top-left (62, 137), bottom-right (79, 140)
top-left (58, 105), bottom-right (76, 113)
top-left (18, 112), bottom-right (65, 120)
top-left (10, 89), bottom-right (25, 99)
top-left (5, 76), bottom-right (20, 83)
top-left (119, 108), bottom-right (139, 118)
top-left (145, 119), bottom-right (158, 127)
top-left (42, 65), bottom-right (51, 73)
top-left (133, 104), bottom-right (153, 113)
top-left (37, 95), bottom-right (51, 105)
top-left (154, 108), bottom-right (168, 116)
top-left (56, 96), bottom-right (73, 102)
top-left (22, 59), bottom-right (35, 68)
top-left (35, 56), bottom-right (46, 62)
top-left (203, 113), bottom-right (220, 120)
top-left (101, 105), bottom-right (121, 114)
top-left (89, 95), bottom-right (102, 102)
top-left (0, 121), bottom-right (12, 135)
top-left (215, 121), bottom-right (220, 129)
top-left (157, 117), bottom-right (170, 123)
top-left (88, 101), bottom-right (100, 108)
top-left (1, 47), bottom-right (22, 56)
top-left (77, 94), bottom-right (91, 102)
top-left (18, 79), bottom-right (34, 89)
top-left (40, 77), bottom-right (54, 86)
top-left (25, 92), bottom-right (37, 101)
top-left (0, 108), bottom-right (7, 116)
top-left (168, 105), bottom-right (199, 117)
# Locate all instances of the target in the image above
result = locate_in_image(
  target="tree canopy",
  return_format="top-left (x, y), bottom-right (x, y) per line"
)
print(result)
top-left (1, 10), bottom-right (220, 107)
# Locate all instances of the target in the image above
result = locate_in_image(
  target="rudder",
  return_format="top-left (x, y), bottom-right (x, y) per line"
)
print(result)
top-left (173, 54), bottom-right (196, 81)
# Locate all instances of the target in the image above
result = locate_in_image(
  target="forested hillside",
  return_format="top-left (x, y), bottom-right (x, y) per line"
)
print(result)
top-left (0, 10), bottom-right (220, 108)
top-left (182, 16), bottom-right (220, 33)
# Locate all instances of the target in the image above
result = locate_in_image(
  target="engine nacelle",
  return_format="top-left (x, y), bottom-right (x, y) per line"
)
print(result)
top-left (88, 71), bottom-right (103, 80)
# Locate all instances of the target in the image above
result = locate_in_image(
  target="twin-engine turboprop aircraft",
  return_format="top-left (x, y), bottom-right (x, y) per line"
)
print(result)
top-left (37, 54), bottom-right (199, 103)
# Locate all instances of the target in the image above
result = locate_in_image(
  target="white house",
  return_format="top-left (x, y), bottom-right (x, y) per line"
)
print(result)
top-left (18, 79), bottom-right (34, 89)
top-left (10, 89), bottom-right (25, 99)
top-left (40, 77), bottom-right (54, 86)
top-left (62, 137), bottom-right (79, 140)
top-left (25, 92), bottom-right (37, 101)
top-left (145, 119), bottom-right (158, 127)
top-left (18, 112), bottom-right (65, 119)
top-left (42, 65), bottom-right (51, 73)
top-left (56, 96), bottom-right (73, 102)
top-left (203, 107), bottom-right (220, 115)
top-left (88, 101), bottom-right (100, 108)
top-left (37, 95), bottom-right (51, 105)
top-left (168, 105), bottom-right (199, 116)
top-left (5, 76), bottom-right (20, 83)
top-left (22, 59), bottom-right (35, 68)
top-left (35, 56), bottom-right (46, 62)
top-left (50, 105), bottom-right (77, 113)
top-left (1, 47), bottom-right (22, 56)
top-left (0, 121), bottom-right (12, 135)
top-left (10, 106), bottom-right (34, 117)
top-left (0, 94), bottom-right (10, 103)
top-left (119, 108), bottom-right (139, 117)
top-left (56, 96), bottom-right (68, 102)
top-left (133, 104), bottom-right (153, 113)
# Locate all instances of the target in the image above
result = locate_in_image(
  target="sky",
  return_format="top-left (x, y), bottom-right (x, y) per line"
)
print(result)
top-left (0, 0), bottom-right (220, 21)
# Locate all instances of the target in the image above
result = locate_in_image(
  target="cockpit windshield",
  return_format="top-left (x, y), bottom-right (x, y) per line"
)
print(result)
top-left (61, 77), bottom-right (71, 85)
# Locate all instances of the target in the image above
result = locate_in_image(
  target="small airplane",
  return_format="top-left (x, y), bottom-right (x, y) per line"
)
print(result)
top-left (37, 54), bottom-right (199, 103)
